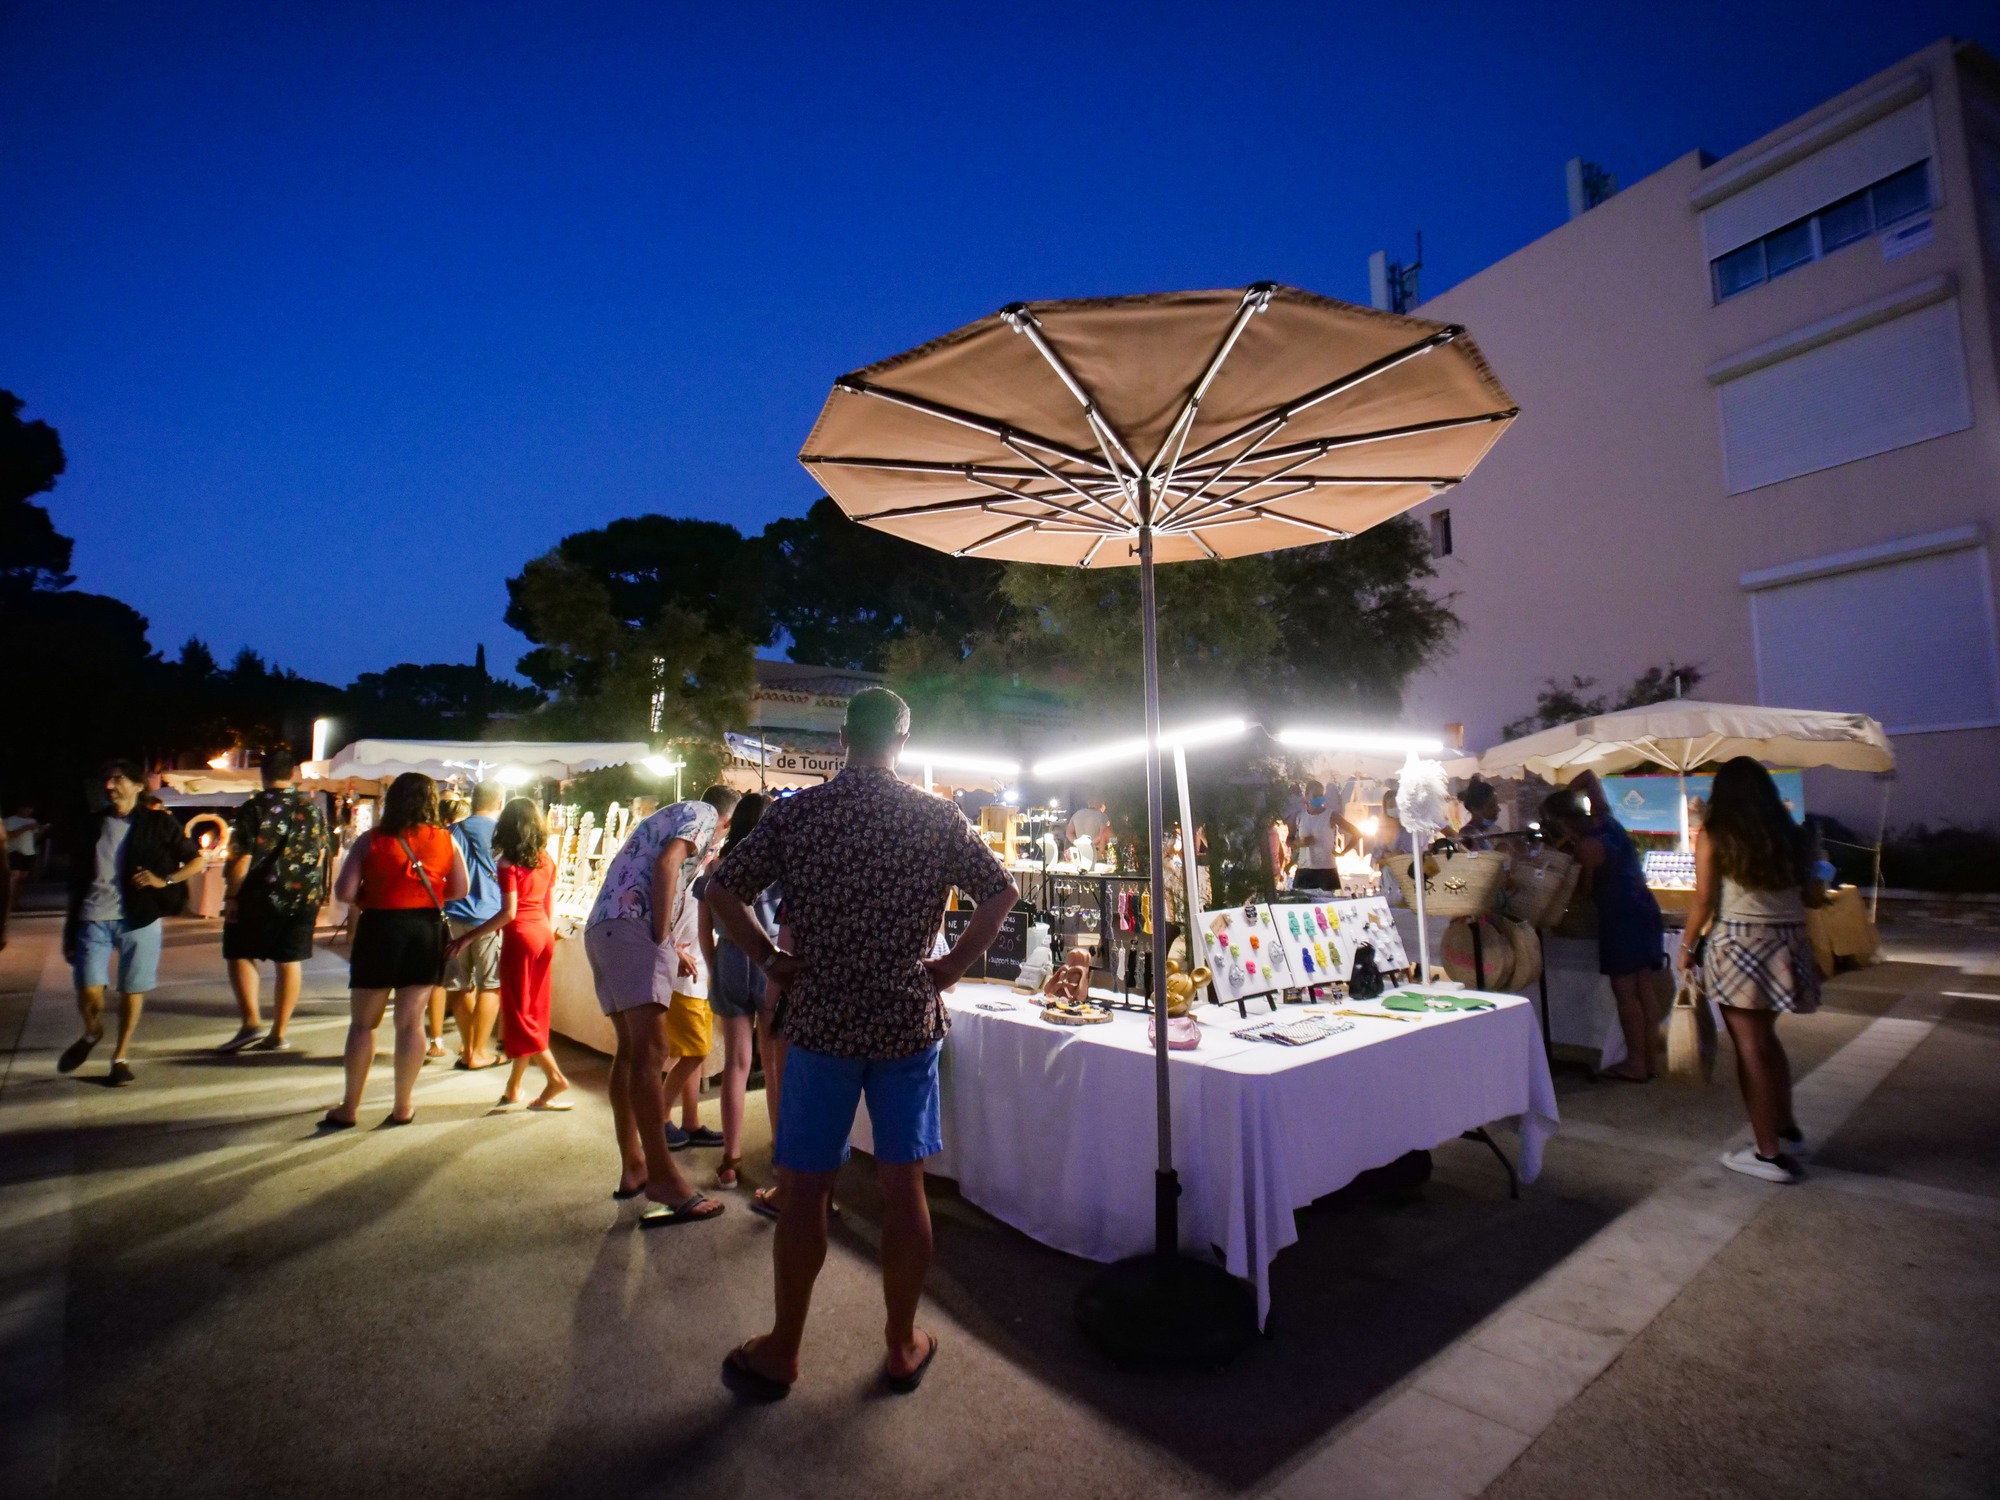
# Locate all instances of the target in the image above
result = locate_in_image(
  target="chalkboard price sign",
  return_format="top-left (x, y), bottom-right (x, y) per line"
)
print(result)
top-left (940, 906), bottom-right (1029, 981)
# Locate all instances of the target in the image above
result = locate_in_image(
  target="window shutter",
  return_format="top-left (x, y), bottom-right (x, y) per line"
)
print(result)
top-left (1716, 298), bottom-right (1972, 493)
top-left (1751, 546), bottom-right (2000, 734)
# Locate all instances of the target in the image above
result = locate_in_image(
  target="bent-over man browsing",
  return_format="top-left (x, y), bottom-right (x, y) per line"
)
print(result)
top-left (709, 687), bottom-right (1018, 1399)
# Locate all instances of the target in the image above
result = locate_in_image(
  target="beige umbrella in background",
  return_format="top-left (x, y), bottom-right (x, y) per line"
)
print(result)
top-left (800, 282), bottom-right (1518, 1361)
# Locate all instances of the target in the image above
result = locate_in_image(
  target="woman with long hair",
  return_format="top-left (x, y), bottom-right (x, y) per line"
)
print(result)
top-left (326, 773), bottom-right (469, 1128)
top-left (1541, 769), bottom-right (1666, 1081)
top-left (696, 793), bottom-right (779, 1192)
top-left (1680, 756), bottom-right (1822, 1183)
top-left (447, 797), bottom-right (567, 1110)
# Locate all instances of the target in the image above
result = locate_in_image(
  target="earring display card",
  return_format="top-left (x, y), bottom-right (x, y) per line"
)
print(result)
top-left (1201, 903), bottom-right (1296, 1006)
top-left (1271, 901), bottom-right (1351, 986)
top-left (1340, 896), bottom-right (1411, 972)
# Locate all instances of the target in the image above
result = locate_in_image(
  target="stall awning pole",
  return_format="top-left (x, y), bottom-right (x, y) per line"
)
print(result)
top-left (1172, 744), bottom-right (1206, 976)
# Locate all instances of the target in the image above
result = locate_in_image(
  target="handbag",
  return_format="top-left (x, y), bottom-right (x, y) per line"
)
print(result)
top-left (1665, 938), bottom-right (1716, 1086)
top-left (396, 835), bottom-right (453, 983)
top-left (1502, 847), bottom-right (1577, 927)
top-left (1384, 846), bottom-right (1506, 917)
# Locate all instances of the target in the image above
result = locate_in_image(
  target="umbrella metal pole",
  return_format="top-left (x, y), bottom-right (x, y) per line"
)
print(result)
top-left (1138, 511), bottom-right (1179, 1256)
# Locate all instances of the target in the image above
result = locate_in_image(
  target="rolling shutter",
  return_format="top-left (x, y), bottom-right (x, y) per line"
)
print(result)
top-left (1716, 297), bottom-right (1972, 493)
top-left (1751, 546), bottom-right (2000, 734)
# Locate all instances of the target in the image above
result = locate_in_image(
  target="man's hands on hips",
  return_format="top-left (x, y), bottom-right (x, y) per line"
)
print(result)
top-left (922, 953), bottom-right (969, 992)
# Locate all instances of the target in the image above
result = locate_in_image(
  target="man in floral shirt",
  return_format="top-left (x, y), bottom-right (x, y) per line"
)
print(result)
top-left (710, 688), bottom-right (1016, 1399)
top-left (218, 747), bottom-right (329, 1054)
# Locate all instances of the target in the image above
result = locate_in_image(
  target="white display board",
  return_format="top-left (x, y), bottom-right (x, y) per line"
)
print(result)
top-left (1197, 896), bottom-right (1412, 1005)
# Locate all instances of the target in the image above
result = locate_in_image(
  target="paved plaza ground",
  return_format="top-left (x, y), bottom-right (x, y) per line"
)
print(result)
top-left (1, 902), bottom-right (1995, 1499)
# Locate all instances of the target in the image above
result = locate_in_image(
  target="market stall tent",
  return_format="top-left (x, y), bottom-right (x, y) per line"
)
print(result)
top-left (306, 739), bottom-right (655, 787)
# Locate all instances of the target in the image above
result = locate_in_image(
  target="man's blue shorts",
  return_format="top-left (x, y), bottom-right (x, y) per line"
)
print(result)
top-left (72, 919), bottom-right (163, 995)
top-left (775, 1041), bottom-right (942, 1174)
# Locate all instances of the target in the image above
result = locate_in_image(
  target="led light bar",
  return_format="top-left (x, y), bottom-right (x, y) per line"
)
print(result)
top-left (1030, 717), bottom-right (1250, 778)
top-left (1274, 727), bottom-right (1445, 757)
top-left (899, 747), bottom-right (1022, 776)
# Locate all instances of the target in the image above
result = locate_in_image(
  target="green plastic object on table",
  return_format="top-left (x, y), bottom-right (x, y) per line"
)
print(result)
top-left (1380, 990), bottom-right (1498, 1013)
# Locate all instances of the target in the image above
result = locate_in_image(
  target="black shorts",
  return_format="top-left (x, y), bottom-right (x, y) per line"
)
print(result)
top-left (1293, 868), bottom-right (1341, 891)
top-left (350, 908), bottom-right (447, 990)
top-left (223, 904), bottom-right (318, 964)
top-left (8, 853), bottom-right (33, 874)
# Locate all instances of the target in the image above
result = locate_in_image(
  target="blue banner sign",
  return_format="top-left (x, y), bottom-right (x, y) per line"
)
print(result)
top-left (1599, 771), bottom-right (1805, 833)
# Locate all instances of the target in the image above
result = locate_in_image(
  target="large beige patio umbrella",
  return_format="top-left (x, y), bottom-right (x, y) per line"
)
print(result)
top-left (1479, 699), bottom-right (1895, 849)
top-left (800, 283), bottom-right (1517, 1360)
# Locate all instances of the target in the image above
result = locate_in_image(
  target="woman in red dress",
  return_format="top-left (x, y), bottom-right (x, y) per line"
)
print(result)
top-left (446, 797), bottom-right (567, 1110)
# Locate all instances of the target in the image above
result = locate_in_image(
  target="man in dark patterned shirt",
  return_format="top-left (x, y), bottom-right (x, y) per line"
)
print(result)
top-left (218, 747), bottom-right (329, 1054)
top-left (710, 687), bottom-right (1016, 1399)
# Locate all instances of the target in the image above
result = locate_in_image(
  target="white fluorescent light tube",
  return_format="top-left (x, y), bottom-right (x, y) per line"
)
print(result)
top-left (1275, 727), bottom-right (1445, 756)
top-left (899, 747), bottom-right (1022, 776)
top-left (1031, 717), bottom-right (1250, 778)
top-left (496, 766), bottom-right (533, 786)
top-left (641, 755), bottom-right (680, 776)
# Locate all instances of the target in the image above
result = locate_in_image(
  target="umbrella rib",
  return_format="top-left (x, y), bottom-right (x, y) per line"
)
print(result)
top-left (953, 516), bottom-right (1043, 557)
top-left (1165, 448), bottom-right (1337, 527)
top-left (1001, 438), bottom-right (1137, 527)
top-left (1172, 327), bottom-right (1465, 474)
top-left (831, 377), bottom-right (1116, 478)
top-left (1148, 282), bottom-right (1275, 485)
top-left (1078, 535), bottom-right (1110, 568)
top-left (963, 472), bottom-right (1129, 528)
top-left (1000, 305), bottom-right (1143, 517)
top-left (1176, 508), bottom-right (1353, 541)
top-left (807, 455), bottom-right (1090, 484)
top-left (1170, 474), bottom-right (1459, 531)
top-left (1175, 409), bottom-right (1518, 480)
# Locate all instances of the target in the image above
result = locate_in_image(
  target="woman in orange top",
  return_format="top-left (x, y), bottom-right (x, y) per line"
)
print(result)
top-left (324, 772), bottom-right (469, 1129)
top-left (446, 797), bottom-right (567, 1111)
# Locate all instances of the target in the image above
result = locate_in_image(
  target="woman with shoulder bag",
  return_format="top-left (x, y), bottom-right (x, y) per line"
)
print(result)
top-left (323, 773), bottom-right (468, 1129)
top-left (1679, 757), bottom-right (1822, 1184)
top-left (1541, 769), bottom-right (1666, 1081)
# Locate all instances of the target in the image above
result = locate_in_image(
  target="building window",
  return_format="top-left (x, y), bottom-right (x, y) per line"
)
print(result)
top-left (1710, 161), bottom-right (1933, 302)
top-left (1428, 509), bottom-right (1453, 557)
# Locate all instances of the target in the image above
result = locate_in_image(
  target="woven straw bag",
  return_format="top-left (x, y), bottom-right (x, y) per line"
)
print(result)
top-left (1503, 916), bottom-right (1542, 989)
top-left (1503, 847), bottom-right (1577, 928)
top-left (1440, 914), bottom-right (1515, 989)
top-left (1665, 965), bottom-right (1716, 1085)
top-left (1385, 849), bottom-right (1506, 917)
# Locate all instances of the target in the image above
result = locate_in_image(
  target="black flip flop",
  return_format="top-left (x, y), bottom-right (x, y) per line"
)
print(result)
top-left (612, 1183), bottom-right (646, 1201)
top-left (722, 1344), bottom-right (792, 1403)
top-left (381, 1113), bottom-right (415, 1127)
top-left (318, 1111), bottom-right (357, 1131)
top-left (639, 1193), bottom-right (725, 1228)
top-left (884, 1331), bottom-right (939, 1395)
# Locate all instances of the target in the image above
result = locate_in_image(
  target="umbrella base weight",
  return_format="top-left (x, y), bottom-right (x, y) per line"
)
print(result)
top-left (1075, 1253), bottom-right (1258, 1369)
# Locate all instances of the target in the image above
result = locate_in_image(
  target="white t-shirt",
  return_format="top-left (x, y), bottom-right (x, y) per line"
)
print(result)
top-left (666, 873), bottom-right (707, 998)
top-left (81, 815), bottom-right (132, 921)
top-left (1066, 807), bottom-right (1110, 845)
top-left (1293, 807), bottom-right (1341, 870)
top-left (4, 815), bottom-right (38, 857)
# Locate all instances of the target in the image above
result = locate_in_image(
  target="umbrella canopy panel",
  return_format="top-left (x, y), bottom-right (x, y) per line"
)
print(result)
top-left (1478, 700), bottom-right (1896, 782)
top-left (802, 283), bottom-right (1516, 566)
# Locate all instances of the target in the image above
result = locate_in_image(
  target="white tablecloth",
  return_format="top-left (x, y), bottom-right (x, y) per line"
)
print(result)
top-left (855, 982), bottom-right (1559, 1324)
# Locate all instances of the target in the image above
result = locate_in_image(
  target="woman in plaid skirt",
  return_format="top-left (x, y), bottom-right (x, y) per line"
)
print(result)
top-left (1680, 757), bottom-right (1824, 1184)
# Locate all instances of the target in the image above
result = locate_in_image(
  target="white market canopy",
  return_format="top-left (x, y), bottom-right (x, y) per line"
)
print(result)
top-left (309, 739), bottom-right (655, 784)
top-left (1478, 700), bottom-right (1896, 783)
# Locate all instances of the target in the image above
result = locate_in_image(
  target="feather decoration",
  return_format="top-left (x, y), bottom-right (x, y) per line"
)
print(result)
top-left (1396, 757), bottom-right (1452, 838)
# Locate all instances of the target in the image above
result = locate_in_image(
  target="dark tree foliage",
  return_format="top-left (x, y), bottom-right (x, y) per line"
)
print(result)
top-left (505, 515), bottom-right (769, 652)
top-left (341, 659), bottom-right (543, 741)
top-left (0, 390), bottom-right (73, 592)
top-left (1500, 660), bottom-right (1705, 741)
top-left (763, 496), bottom-right (1010, 670)
top-left (148, 640), bottom-right (344, 763)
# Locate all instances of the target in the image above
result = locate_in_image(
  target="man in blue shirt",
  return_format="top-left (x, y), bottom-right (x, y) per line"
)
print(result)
top-left (442, 782), bottom-right (504, 1067)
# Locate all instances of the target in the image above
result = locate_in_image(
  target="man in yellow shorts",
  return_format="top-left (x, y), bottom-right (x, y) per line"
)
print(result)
top-left (663, 862), bottom-right (723, 1152)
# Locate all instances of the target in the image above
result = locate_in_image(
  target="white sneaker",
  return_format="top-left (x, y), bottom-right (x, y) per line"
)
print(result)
top-left (1721, 1146), bottom-right (1803, 1184)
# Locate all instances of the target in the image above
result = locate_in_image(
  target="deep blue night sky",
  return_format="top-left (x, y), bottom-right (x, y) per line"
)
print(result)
top-left (4, 2), bottom-right (1993, 685)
